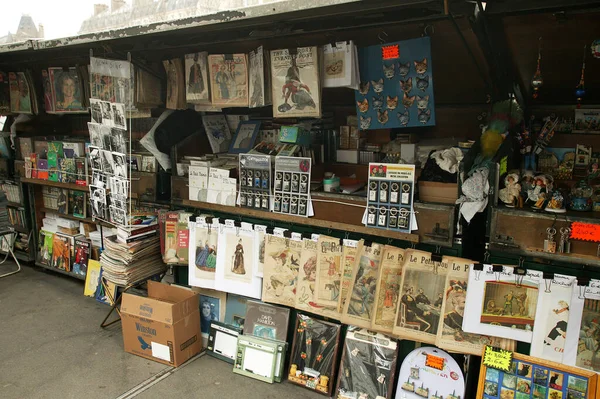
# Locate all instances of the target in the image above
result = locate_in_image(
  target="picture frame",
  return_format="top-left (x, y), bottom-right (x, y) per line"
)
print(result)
top-left (229, 120), bottom-right (261, 154)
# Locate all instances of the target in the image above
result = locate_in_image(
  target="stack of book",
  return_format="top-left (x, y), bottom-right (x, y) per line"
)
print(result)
top-left (0, 192), bottom-right (9, 230)
top-left (100, 225), bottom-right (165, 285)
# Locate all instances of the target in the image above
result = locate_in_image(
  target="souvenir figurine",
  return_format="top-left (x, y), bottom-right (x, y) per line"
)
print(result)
top-left (498, 172), bottom-right (522, 208)
top-left (545, 190), bottom-right (566, 213)
top-left (521, 170), bottom-right (535, 199)
top-left (527, 175), bottom-right (548, 209)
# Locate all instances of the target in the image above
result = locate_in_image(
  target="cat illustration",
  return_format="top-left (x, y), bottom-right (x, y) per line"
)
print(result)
top-left (386, 96), bottom-right (398, 110)
top-left (360, 116), bottom-right (372, 130)
top-left (359, 81), bottom-right (370, 95)
top-left (357, 98), bottom-right (369, 113)
top-left (372, 96), bottom-right (384, 110)
top-left (400, 78), bottom-right (412, 93)
top-left (398, 62), bottom-right (410, 77)
top-left (397, 109), bottom-right (410, 126)
top-left (418, 108), bottom-right (431, 124)
top-left (383, 63), bottom-right (395, 79)
top-left (371, 78), bottom-right (384, 93)
top-left (417, 76), bottom-right (429, 91)
top-left (417, 95), bottom-right (429, 110)
top-left (414, 58), bottom-right (428, 75)
top-left (377, 110), bottom-right (389, 125)
top-left (402, 92), bottom-right (416, 108)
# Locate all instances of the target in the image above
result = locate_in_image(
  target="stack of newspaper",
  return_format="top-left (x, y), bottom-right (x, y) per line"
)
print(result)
top-left (100, 235), bottom-right (165, 285)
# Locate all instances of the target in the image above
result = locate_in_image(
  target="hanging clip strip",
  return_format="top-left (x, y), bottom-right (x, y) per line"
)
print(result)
top-left (288, 47), bottom-right (298, 56)
top-left (205, 217), bottom-right (214, 224)
top-left (234, 220), bottom-right (242, 228)
top-left (283, 230), bottom-right (292, 238)
top-left (339, 238), bottom-right (344, 246)
top-left (364, 240), bottom-right (373, 247)
top-left (543, 272), bottom-right (555, 280)
top-left (188, 215), bottom-right (196, 222)
top-left (492, 265), bottom-right (504, 272)
top-left (302, 232), bottom-right (312, 240)
top-left (266, 227), bottom-right (275, 235)
top-left (577, 277), bottom-right (591, 286)
top-left (224, 54), bottom-right (234, 61)
top-left (514, 267), bottom-right (526, 288)
top-left (473, 263), bottom-right (484, 271)
top-left (544, 279), bottom-right (552, 293)
top-left (431, 252), bottom-right (443, 263)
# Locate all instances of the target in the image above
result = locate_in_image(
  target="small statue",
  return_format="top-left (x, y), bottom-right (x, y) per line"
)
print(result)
top-left (527, 175), bottom-right (548, 209)
top-left (545, 190), bottom-right (566, 213)
top-left (498, 172), bottom-right (522, 208)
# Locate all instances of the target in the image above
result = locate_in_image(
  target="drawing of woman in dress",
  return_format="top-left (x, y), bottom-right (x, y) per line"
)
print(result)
top-left (205, 245), bottom-right (217, 270)
top-left (232, 239), bottom-right (245, 274)
top-left (195, 240), bottom-right (210, 269)
top-left (384, 282), bottom-right (395, 308)
top-left (216, 64), bottom-right (230, 99)
top-left (327, 256), bottom-right (337, 276)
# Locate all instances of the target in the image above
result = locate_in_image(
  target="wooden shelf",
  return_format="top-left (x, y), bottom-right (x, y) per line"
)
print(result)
top-left (21, 178), bottom-right (88, 192)
top-left (7, 201), bottom-right (24, 208)
top-left (35, 261), bottom-right (86, 281)
top-left (182, 199), bottom-right (419, 243)
top-left (39, 208), bottom-right (113, 227)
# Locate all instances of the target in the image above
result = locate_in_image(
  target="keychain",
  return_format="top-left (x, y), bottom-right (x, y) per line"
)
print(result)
top-left (299, 198), bottom-right (307, 216)
top-left (369, 182), bottom-right (378, 202)
top-left (282, 195), bottom-right (290, 213)
top-left (367, 206), bottom-right (377, 226)
top-left (379, 182), bottom-right (388, 203)
top-left (262, 194), bottom-right (269, 210)
top-left (283, 173), bottom-right (291, 191)
top-left (401, 183), bottom-right (411, 204)
top-left (559, 227), bottom-right (571, 254)
top-left (398, 208), bottom-right (410, 229)
top-left (262, 173), bottom-right (269, 189)
top-left (275, 172), bottom-right (283, 191)
top-left (378, 206), bottom-right (388, 227)
top-left (300, 174), bottom-right (309, 193)
top-left (274, 194), bottom-right (281, 212)
top-left (246, 169), bottom-right (254, 187)
top-left (290, 197), bottom-right (298, 214)
top-left (291, 173), bottom-right (299, 192)
top-left (254, 170), bottom-right (262, 188)
top-left (240, 191), bottom-right (247, 206)
top-left (544, 227), bottom-right (557, 253)
top-left (240, 169), bottom-right (247, 186)
top-left (388, 207), bottom-right (398, 228)
top-left (390, 182), bottom-right (399, 203)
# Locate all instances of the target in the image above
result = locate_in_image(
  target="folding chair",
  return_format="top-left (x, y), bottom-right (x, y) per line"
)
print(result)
top-left (0, 228), bottom-right (20, 278)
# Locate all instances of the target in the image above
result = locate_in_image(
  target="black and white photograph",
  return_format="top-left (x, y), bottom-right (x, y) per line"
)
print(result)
top-left (109, 205), bottom-right (127, 225)
top-left (91, 171), bottom-right (106, 187)
top-left (88, 146), bottom-right (103, 171)
top-left (112, 152), bottom-right (127, 178)
top-left (87, 123), bottom-right (103, 147)
top-left (141, 155), bottom-right (156, 173)
top-left (89, 198), bottom-right (107, 219)
top-left (110, 128), bottom-right (128, 153)
top-left (109, 176), bottom-right (129, 198)
top-left (100, 125), bottom-right (112, 150)
top-left (111, 102), bottom-right (126, 130)
top-left (100, 150), bottom-right (114, 175)
top-left (90, 99), bottom-right (103, 124)
top-left (100, 101), bottom-right (113, 126)
top-left (111, 197), bottom-right (127, 210)
top-left (90, 185), bottom-right (107, 205)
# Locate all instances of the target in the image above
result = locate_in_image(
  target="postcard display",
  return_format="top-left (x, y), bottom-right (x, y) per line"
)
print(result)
top-left (355, 37), bottom-right (436, 130)
top-left (477, 350), bottom-right (598, 399)
top-left (88, 57), bottom-right (132, 226)
top-left (336, 329), bottom-right (399, 399)
top-left (366, 163), bottom-right (415, 233)
top-left (397, 347), bottom-right (465, 399)
top-left (273, 156), bottom-right (311, 217)
top-left (239, 154), bottom-right (271, 211)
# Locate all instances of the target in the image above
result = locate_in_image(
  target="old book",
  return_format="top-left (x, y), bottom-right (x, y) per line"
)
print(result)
top-left (371, 246), bottom-right (405, 334)
top-left (208, 54), bottom-right (248, 107)
top-left (175, 212), bottom-right (193, 265)
top-left (261, 234), bottom-right (302, 308)
top-left (163, 211), bottom-right (179, 263)
top-left (314, 235), bottom-right (344, 308)
top-left (337, 239), bottom-right (360, 313)
top-left (184, 52), bottom-right (210, 104)
top-left (270, 47), bottom-right (321, 118)
top-left (244, 300), bottom-right (290, 342)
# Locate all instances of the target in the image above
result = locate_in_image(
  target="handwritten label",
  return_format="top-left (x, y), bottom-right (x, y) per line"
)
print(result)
top-left (571, 222), bottom-right (600, 242)
top-left (381, 44), bottom-right (400, 60)
top-left (482, 346), bottom-right (513, 372)
top-left (425, 353), bottom-right (445, 370)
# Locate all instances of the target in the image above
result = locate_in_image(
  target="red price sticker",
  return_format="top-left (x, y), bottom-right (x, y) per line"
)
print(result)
top-left (382, 45), bottom-right (400, 60)
top-left (571, 222), bottom-right (600, 243)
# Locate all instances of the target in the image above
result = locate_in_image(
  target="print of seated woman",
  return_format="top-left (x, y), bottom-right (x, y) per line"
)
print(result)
top-left (268, 250), bottom-right (296, 296)
top-left (278, 57), bottom-right (316, 113)
top-left (195, 240), bottom-right (217, 272)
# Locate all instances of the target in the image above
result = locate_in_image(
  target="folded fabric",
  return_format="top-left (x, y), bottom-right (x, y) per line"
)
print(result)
top-left (431, 147), bottom-right (464, 174)
top-left (456, 167), bottom-right (489, 223)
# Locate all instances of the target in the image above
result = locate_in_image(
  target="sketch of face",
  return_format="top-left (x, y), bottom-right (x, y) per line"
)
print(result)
top-left (201, 302), bottom-right (211, 318)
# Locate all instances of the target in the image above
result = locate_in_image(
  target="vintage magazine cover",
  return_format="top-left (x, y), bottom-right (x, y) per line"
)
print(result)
top-left (530, 273), bottom-right (576, 362)
top-left (188, 218), bottom-right (219, 289)
top-left (39, 230), bottom-right (54, 265)
top-left (342, 242), bottom-right (384, 328)
top-left (322, 41), bottom-right (354, 88)
top-left (185, 52), bottom-right (210, 104)
top-left (564, 279), bottom-right (600, 372)
top-left (9, 72), bottom-right (33, 114)
top-left (248, 46), bottom-right (271, 108)
top-left (315, 235), bottom-right (344, 308)
top-left (270, 47), bottom-right (321, 118)
top-left (371, 246), bottom-right (405, 334)
top-left (338, 239), bottom-right (360, 313)
top-left (163, 211), bottom-right (179, 263)
top-left (51, 234), bottom-right (71, 271)
top-left (244, 300), bottom-right (290, 341)
top-left (436, 257), bottom-right (516, 356)
top-left (175, 212), bottom-right (193, 265)
top-left (392, 250), bottom-right (448, 344)
top-left (90, 57), bottom-right (132, 107)
top-left (73, 239), bottom-right (90, 277)
top-left (48, 67), bottom-right (86, 113)
top-left (208, 54), bottom-right (248, 107)
top-left (262, 234), bottom-right (302, 307)
top-left (295, 236), bottom-right (341, 321)
top-left (202, 114), bottom-right (232, 154)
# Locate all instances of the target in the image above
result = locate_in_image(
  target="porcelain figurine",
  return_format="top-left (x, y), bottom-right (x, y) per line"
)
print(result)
top-left (498, 172), bottom-right (522, 208)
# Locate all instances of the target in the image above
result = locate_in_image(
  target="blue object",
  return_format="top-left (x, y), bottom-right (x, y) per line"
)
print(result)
top-left (138, 336), bottom-right (152, 350)
top-left (229, 121), bottom-right (261, 154)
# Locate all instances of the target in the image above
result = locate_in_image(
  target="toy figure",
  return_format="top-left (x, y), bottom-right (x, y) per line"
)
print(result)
top-left (526, 175), bottom-right (548, 209)
top-left (545, 190), bottom-right (567, 213)
top-left (498, 173), bottom-right (522, 208)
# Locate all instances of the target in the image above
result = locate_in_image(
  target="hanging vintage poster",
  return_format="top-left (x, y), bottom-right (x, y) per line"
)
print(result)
top-left (337, 239), bottom-right (360, 313)
top-left (249, 46), bottom-right (270, 108)
top-left (371, 245), bottom-right (405, 334)
top-left (90, 56), bottom-right (131, 107)
top-left (564, 279), bottom-right (600, 372)
top-left (435, 257), bottom-right (515, 356)
top-left (530, 274), bottom-right (576, 363)
top-left (48, 67), bottom-right (86, 113)
top-left (270, 47), bottom-right (321, 118)
top-left (392, 250), bottom-right (448, 344)
top-left (342, 242), bottom-right (384, 328)
top-left (185, 52), bottom-right (210, 104)
top-left (322, 41), bottom-right (358, 89)
top-left (208, 54), bottom-right (248, 107)
top-left (262, 234), bottom-right (302, 307)
top-left (188, 217), bottom-right (219, 289)
top-left (314, 235), bottom-right (344, 308)
top-left (462, 264), bottom-right (542, 343)
top-left (253, 225), bottom-right (267, 278)
top-left (215, 222), bottom-right (261, 299)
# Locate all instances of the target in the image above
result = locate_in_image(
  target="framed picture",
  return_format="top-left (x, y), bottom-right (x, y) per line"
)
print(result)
top-left (229, 121), bottom-right (260, 154)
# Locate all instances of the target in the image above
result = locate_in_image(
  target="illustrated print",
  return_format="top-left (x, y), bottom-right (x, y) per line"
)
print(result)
top-left (360, 116), bottom-right (372, 130)
top-left (278, 57), bottom-right (316, 113)
top-left (372, 96), bottom-right (384, 110)
top-left (371, 78), bottom-right (384, 93)
top-left (576, 298), bottom-right (600, 372)
top-left (383, 63), bottom-right (395, 79)
top-left (417, 95), bottom-right (429, 110)
top-left (263, 235), bottom-right (302, 307)
top-left (386, 95), bottom-right (398, 110)
top-left (402, 92), bottom-right (416, 108)
top-left (223, 231), bottom-right (254, 284)
top-left (377, 110), bottom-right (389, 125)
top-left (398, 109), bottom-right (410, 126)
top-left (359, 81), bottom-right (370, 95)
top-left (416, 75), bottom-right (430, 91)
top-left (400, 78), bottom-right (412, 93)
top-left (418, 108), bottom-right (431, 124)
top-left (480, 281), bottom-right (538, 330)
top-left (414, 58), bottom-right (428, 75)
top-left (398, 62), bottom-right (410, 77)
top-left (396, 268), bottom-right (445, 334)
top-left (193, 227), bottom-right (218, 276)
top-left (357, 98), bottom-right (369, 113)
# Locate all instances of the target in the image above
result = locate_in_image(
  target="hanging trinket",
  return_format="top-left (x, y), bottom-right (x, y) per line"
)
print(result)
top-left (531, 37), bottom-right (544, 99)
top-left (575, 45), bottom-right (587, 108)
top-left (591, 39), bottom-right (600, 59)
top-left (559, 227), bottom-right (571, 254)
top-left (544, 227), bottom-right (556, 253)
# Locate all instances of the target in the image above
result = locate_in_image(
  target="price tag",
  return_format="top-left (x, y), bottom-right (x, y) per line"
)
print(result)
top-left (571, 222), bottom-right (600, 242)
top-left (482, 346), bottom-right (513, 372)
top-left (425, 353), bottom-right (445, 371)
top-left (381, 44), bottom-right (400, 60)
top-left (255, 224), bottom-right (267, 233)
top-left (311, 233), bottom-right (320, 242)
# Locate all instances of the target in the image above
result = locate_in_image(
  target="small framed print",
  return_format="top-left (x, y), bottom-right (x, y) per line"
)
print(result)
top-left (390, 182), bottom-right (400, 204)
top-left (369, 182), bottom-right (378, 202)
top-left (367, 205), bottom-right (377, 226)
top-left (379, 181), bottom-right (389, 203)
top-left (378, 206), bottom-right (387, 227)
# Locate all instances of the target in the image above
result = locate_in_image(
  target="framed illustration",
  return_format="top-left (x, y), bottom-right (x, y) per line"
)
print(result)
top-left (476, 349), bottom-right (598, 399)
top-left (262, 234), bottom-right (302, 307)
top-left (288, 313), bottom-right (342, 396)
top-left (229, 121), bottom-right (260, 154)
top-left (188, 217), bottom-right (219, 289)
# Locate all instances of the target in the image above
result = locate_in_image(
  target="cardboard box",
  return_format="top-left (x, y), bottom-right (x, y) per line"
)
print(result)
top-left (121, 281), bottom-right (202, 367)
top-left (418, 181), bottom-right (458, 204)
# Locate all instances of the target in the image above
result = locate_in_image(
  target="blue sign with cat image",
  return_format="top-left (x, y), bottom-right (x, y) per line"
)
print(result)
top-left (355, 36), bottom-right (435, 130)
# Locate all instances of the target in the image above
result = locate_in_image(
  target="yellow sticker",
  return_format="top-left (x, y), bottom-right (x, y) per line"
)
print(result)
top-left (483, 345), bottom-right (513, 372)
top-left (499, 156), bottom-right (508, 177)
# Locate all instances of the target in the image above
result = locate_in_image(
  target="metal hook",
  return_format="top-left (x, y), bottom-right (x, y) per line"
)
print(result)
top-left (579, 285), bottom-right (587, 300)
top-left (344, 232), bottom-right (350, 240)
top-left (377, 30), bottom-right (388, 44)
top-left (484, 251), bottom-right (490, 262)
top-left (544, 279), bottom-right (551, 293)
top-left (422, 24), bottom-right (434, 37)
top-left (474, 270), bottom-right (482, 281)
top-left (411, 242), bottom-right (416, 249)
top-left (388, 238), bottom-right (393, 245)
